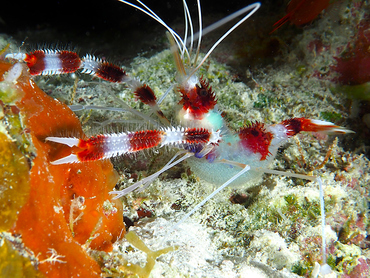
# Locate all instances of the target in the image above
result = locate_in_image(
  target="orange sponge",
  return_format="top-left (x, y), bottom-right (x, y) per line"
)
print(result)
top-left (0, 61), bottom-right (125, 277)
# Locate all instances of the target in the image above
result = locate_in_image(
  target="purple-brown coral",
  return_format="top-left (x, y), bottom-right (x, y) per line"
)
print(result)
top-left (332, 20), bottom-right (370, 85)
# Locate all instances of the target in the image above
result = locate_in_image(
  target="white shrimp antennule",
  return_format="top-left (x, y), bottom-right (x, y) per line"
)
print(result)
top-left (182, 0), bottom-right (193, 58)
top-left (189, 2), bottom-right (261, 77)
top-left (181, 0), bottom-right (201, 64)
top-left (118, 1), bottom-right (260, 71)
top-left (193, 0), bottom-right (202, 66)
top-left (118, 0), bottom-right (191, 62)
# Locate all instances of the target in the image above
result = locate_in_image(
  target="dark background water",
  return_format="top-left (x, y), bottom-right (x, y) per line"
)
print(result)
top-left (0, 0), bottom-right (284, 62)
top-left (1, 0), bottom-right (279, 34)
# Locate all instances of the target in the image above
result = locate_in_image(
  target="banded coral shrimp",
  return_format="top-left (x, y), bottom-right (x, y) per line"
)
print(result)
top-left (3, 0), bottom-right (370, 278)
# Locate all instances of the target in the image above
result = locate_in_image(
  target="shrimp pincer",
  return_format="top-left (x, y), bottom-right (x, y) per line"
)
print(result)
top-left (46, 127), bottom-right (221, 164)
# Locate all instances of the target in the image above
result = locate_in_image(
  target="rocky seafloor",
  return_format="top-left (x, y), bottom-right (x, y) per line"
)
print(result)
top-left (1, 0), bottom-right (369, 277)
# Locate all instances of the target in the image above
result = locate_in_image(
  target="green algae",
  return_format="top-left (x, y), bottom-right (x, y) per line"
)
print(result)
top-left (0, 128), bottom-right (30, 232)
top-left (0, 238), bottom-right (44, 278)
top-left (1, 107), bottom-right (32, 156)
top-left (0, 65), bottom-right (32, 232)
top-left (0, 79), bottom-right (22, 105)
top-left (291, 261), bottom-right (309, 276)
top-left (253, 94), bottom-right (270, 108)
top-left (332, 82), bottom-right (370, 101)
top-left (282, 193), bottom-right (321, 223)
top-left (335, 242), bottom-right (364, 274)
top-left (320, 111), bottom-right (343, 122)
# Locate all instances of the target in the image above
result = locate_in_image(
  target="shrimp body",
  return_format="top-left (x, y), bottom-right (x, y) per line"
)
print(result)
top-left (173, 56), bottom-right (349, 188)
top-left (14, 1), bottom-right (348, 193)
top-left (180, 100), bottom-right (348, 187)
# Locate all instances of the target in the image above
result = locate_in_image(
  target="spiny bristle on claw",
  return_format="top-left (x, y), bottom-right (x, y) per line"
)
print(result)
top-left (179, 76), bottom-right (217, 120)
top-left (238, 122), bottom-right (273, 161)
top-left (81, 54), bottom-right (128, 83)
top-left (128, 78), bottom-right (170, 125)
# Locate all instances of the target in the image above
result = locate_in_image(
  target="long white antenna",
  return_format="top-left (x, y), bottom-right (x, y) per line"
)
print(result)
top-left (182, 0), bottom-right (193, 60)
top-left (192, 0), bottom-right (202, 66)
top-left (118, 0), bottom-right (191, 61)
top-left (189, 2), bottom-right (261, 77)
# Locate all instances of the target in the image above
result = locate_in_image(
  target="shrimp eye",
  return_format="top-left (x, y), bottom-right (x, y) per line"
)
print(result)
top-left (178, 76), bottom-right (217, 119)
top-left (251, 129), bottom-right (260, 137)
top-left (199, 89), bottom-right (208, 97)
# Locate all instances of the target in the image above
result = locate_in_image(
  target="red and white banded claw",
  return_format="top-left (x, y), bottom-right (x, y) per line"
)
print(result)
top-left (46, 127), bottom-right (221, 164)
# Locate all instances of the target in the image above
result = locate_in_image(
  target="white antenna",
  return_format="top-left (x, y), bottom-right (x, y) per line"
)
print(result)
top-left (189, 2), bottom-right (261, 77)
top-left (182, 0), bottom-right (193, 59)
top-left (192, 0), bottom-right (203, 66)
top-left (118, 0), bottom-right (191, 61)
